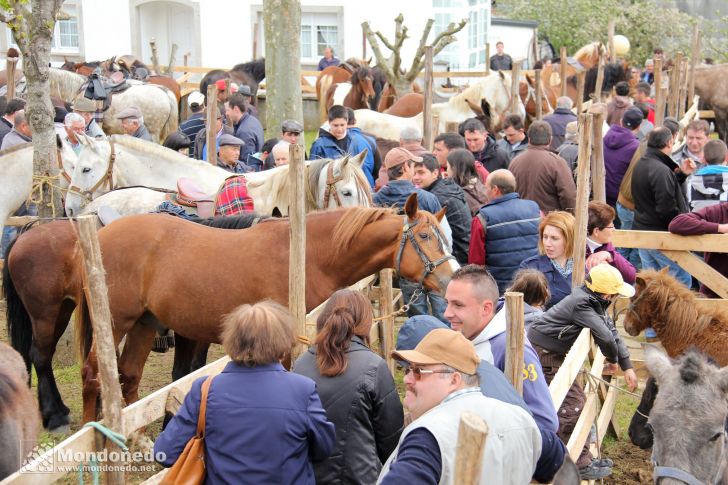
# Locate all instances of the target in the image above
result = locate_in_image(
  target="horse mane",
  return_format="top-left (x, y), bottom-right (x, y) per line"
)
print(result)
top-left (450, 72), bottom-right (511, 114)
top-left (679, 349), bottom-right (706, 384)
top-left (350, 66), bottom-right (372, 84)
top-left (111, 135), bottom-right (214, 168)
top-left (332, 206), bottom-right (397, 256)
top-left (573, 42), bottom-right (603, 63)
top-left (231, 58), bottom-right (266, 82)
top-left (638, 270), bottom-right (728, 351)
top-left (583, 62), bottom-right (627, 100)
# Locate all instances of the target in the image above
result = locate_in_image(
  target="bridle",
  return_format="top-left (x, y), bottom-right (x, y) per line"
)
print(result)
top-left (322, 160), bottom-right (345, 208)
top-left (652, 433), bottom-right (728, 485)
top-left (395, 217), bottom-right (455, 285)
top-left (57, 145), bottom-right (71, 184)
top-left (523, 81), bottom-right (553, 121)
top-left (68, 138), bottom-right (117, 203)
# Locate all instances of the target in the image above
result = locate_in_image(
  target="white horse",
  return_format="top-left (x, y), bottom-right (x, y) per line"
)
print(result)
top-left (65, 135), bottom-right (372, 217)
top-left (355, 71), bottom-right (524, 141)
top-left (0, 141), bottom-right (77, 244)
top-left (48, 68), bottom-right (178, 143)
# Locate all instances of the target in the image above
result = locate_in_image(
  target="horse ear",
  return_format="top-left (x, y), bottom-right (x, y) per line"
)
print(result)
top-left (646, 345), bottom-right (672, 386)
top-left (349, 149), bottom-right (367, 167)
top-left (366, 57), bottom-right (372, 66)
top-left (552, 455), bottom-right (580, 485)
top-left (272, 207), bottom-right (283, 218)
top-left (465, 98), bottom-right (484, 115)
top-left (635, 275), bottom-right (646, 292)
top-left (404, 193), bottom-right (419, 221)
top-left (659, 266), bottom-right (669, 275)
top-left (716, 366), bottom-right (728, 396)
top-left (525, 73), bottom-right (535, 87)
top-left (434, 206), bottom-right (446, 222)
top-left (498, 70), bottom-right (505, 80)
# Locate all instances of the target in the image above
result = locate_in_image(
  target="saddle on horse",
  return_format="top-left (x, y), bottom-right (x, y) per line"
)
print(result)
top-left (82, 68), bottom-right (130, 112)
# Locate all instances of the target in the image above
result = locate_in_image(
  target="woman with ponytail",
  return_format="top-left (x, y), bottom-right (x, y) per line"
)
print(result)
top-left (294, 289), bottom-right (404, 484)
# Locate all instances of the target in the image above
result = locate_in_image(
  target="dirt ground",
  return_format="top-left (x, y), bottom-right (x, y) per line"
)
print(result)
top-left (0, 297), bottom-right (654, 483)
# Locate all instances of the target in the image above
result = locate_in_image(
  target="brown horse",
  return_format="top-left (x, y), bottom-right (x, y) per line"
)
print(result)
top-left (693, 64), bottom-right (728, 141)
top-left (376, 82), bottom-right (423, 112)
top-left (199, 59), bottom-right (267, 107)
top-left (623, 268), bottom-right (728, 364)
top-left (78, 195), bottom-right (456, 422)
top-left (0, 342), bottom-right (41, 480)
top-left (317, 64), bottom-right (358, 121)
top-left (323, 66), bottom-right (376, 115)
top-left (384, 92), bottom-right (424, 117)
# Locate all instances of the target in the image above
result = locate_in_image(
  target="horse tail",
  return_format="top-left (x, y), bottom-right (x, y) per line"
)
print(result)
top-left (319, 74), bottom-right (333, 122)
top-left (160, 87), bottom-right (179, 143)
top-left (73, 289), bottom-right (94, 363)
top-left (2, 238), bottom-right (33, 380)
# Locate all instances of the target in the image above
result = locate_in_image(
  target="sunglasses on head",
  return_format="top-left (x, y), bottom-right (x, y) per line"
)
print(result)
top-left (403, 365), bottom-right (454, 381)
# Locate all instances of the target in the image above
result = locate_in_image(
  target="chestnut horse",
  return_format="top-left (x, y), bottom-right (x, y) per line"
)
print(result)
top-left (78, 195), bottom-right (457, 422)
top-left (623, 268), bottom-right (728, 449)
top-left (323, 66), bottom-right (376, 116)
top-left (199, 58), bottom-right (267, 106)
top-left (2, 215), bottom-right (266, 431)
top-left (0, 342), bottom-right (40, 480)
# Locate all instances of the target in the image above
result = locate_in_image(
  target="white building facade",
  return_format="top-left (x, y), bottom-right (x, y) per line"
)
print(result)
top-left (0, 0), bottom-right (535, 72)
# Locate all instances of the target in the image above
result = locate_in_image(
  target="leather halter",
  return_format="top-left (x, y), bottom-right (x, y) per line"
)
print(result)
top-left (57, 146), bottom-right (71, 183)
top-left (395, 217), bottom-right (455, 285)
top-left (653, 435), bottom-right (728, 485)
top-left (322, 160), bottom-right (345, 208)
top-left (68, 138), bottom-right (116, 202)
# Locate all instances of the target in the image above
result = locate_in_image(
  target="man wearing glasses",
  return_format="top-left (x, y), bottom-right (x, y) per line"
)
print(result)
top-left (377, 328), bottom-right (540, 484)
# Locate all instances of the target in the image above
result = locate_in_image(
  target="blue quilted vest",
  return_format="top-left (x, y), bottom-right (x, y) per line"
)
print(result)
top-left (477, 193), bottom-right (540, 293)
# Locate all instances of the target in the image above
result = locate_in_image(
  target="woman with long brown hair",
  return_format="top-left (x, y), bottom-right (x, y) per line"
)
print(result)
top-left (294, 289), bottom-right (403, 484)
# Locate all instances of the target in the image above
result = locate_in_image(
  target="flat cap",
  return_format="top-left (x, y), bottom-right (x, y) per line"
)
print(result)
top-left (218, 134), bottom-right (244, 147)
top-left (71, 97), bottom-right (97, 113)
top-left (281, 119), bottom-right (303, 134)
top-left (114, 106), bottom-right (143, 120)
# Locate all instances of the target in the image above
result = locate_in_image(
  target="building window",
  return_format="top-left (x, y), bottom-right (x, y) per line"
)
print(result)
top-left (468, 10), bottom-right (477, 49)
top-left (54, 16), bottom-right (79, 50)
top-left (300, 12), bottom-right (338, 61)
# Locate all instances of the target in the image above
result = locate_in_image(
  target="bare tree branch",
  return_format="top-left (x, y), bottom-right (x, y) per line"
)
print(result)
top-left (0, 11), bottom-right (14, 23)
top-left (407, 18), bottom-right (434, 75)
top-left (361, 20), bottom-right (394, 80)
top-left (406, 19), bottom-right (467, 82)
top-left (392, 25), bottom-right (408, 76)
top-left (374, 30), bottom-right (397, 53)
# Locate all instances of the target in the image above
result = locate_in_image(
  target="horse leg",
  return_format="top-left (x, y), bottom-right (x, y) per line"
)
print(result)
top-left (117, 323), bottom-right (156, 407)
top-left (32, 300), bottom-right (75, 431)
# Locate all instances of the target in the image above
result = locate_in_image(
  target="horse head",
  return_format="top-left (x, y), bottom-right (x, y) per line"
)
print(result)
top-left (398, 193), bottom-right (458, 295)
top-left (623, 268), bottom-right (674, 337)
top-left (65, 136), bottom-right (116, 217)
top-left (628, 376), bottom-right (657, 449)
top-left (311, 152), bottom-right (372, 210)
top-left (352, 67), bottom-right (376, 99)
top-left (647, 345), bottom-right (728, 485)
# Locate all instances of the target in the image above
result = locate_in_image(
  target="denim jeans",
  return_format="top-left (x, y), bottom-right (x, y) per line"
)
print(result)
top-left (399, 277), bottom-right (449, 325)
top-left (638, 248), bottom-right (692, 287)
top-left (1, 202), bottom-right (36, 256)
top-left (615, 203), bottom-right (642, 271)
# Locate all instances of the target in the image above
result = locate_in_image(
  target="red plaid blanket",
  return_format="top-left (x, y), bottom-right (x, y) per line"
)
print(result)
top-left (215, 175), bottom-right (255, 216)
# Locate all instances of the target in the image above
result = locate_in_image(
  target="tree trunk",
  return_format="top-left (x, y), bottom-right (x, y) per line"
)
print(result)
top-left (17, 0), bottom-right (63, 219)
top-left (393, 77), bottom-right (414, 98)
top-left (263, 0), bottom-right (303, 136)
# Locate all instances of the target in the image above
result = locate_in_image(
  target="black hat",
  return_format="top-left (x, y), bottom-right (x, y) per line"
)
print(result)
top-left (622, 107), bottom-right (644, 130)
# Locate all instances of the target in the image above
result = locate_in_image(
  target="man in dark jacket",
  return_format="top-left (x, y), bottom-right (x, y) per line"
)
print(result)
top-left (193, 107), bottom-right (233, 161)
top-left (462, 118), bottom-right (508, 175)
top-left (0, 98), bottom-right (24, 147)
top-left (670, 202), bottom-right (728, 298)
top-left (180, 91), bottom-right (206, 157)
top-left (509, 121), bottom-right (577, 213)
top-left (496, 113), bottom-right (529, 162)
top-left (469, 169), bottom-right (540, 293)
top-left (374, 147), bottom-right (451, 323)
top-left (632, 127), bottom-right (693, 287)
top-left (687, 139), bottom-right (728, 211)
top-left (604, 107), bottom-right (642, 208)
top-left (489, 41), bottom-right (513, 71)
top-left (413, 153), bottom-right (471, 265)
top-left (543, 96), bottom-right (578, 150)
top-left (115, 106), bottom-right (153, 142)
top-left (529, 264), bottom-right (638, 479)
top-left (226, 92), bottom-right (263, 163)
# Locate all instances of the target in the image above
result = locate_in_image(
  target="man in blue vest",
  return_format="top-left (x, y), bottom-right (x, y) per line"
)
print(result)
top-left (469, 169), bottom-right (541, 294)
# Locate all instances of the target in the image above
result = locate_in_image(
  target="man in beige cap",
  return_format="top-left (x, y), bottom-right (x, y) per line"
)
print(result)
top-left (377, 328), bottom-right (540, 484)
top-left (115, 106), bottom-right (152, 141)
top-left (72, 97), bottom-right (105, 138)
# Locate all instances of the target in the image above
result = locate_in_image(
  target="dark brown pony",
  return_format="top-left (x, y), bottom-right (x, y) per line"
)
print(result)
top-left (624, 268), bottom-right (728, 363)
top-left (376, 82), bottom-right (423, 112)
top-left (199, 58), bottom-right (266, 107)
top-left (324, 66), bottom-right (376, 114)
top-left (384, 92), bottom-right (424, 117)
top-left (0, 342), bottom-right (41, 480)
top-left (78, 195), bottom-right (456, 422)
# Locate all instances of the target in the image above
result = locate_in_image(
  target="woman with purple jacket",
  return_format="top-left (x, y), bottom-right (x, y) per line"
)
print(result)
top-left (585, 201), bottom-right (636, 284)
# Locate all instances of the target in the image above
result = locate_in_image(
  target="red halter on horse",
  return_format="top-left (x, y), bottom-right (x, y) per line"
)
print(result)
top-left (77, 195), bottom-right (456, 423)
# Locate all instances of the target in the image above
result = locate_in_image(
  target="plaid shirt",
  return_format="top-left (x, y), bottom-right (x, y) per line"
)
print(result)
top-left (215, 175), bottom-right (255, 216)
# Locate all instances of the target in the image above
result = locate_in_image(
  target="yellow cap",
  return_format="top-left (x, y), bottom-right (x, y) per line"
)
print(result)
top-left (585, 263), bottom-right (635, 297)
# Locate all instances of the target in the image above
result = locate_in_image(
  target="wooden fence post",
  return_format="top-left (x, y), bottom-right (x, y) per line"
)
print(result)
top-left (206, 84), bottom-right (217, 165)
top-left (76, 215), bottom-right (125, 484)
top-left (423, 46), bottom-right (434, 151)
top-left (378, 268), bottom-right (395, 374)
top-left (445, 121), bottom-right (459, 134)
top-left (575, 71), bottom-right (586, 114)
top-left (591, 110), bottom-right (606, 203)
top-left (534, 69), bottom-right (543, 120)
top-left (6, 54), bottom-right (18, 101)
top-left (654, 58), bottom-right (663, 107)
top-left (687, 23), bottom-right (700, 104)
top-left (607, 20), bottom-right (616, 63)
top-left (149, 38), bottom-right (161, 75)
top-left (572, 114), bottom-right (593, 287)
top-left (510, 62), bottom-right (521, 115)
top-left (655, 87), bottom-right (667, 128)
top-left (678, 57), bottom-right (689, 119)
top-left (560, 47), bottom-right (568, 97)
top-left (453, 412), bottom-right (489, 485)
top-left (667, 53), bottom-right (683, 119)
top-left (165, 43), bottom-right (178, 76)
top-left (593, 54), bottom-right (605, 102)
top-left (485, 43), bottom-right (490, 76)
top-left (431, 114), bottom-right (439, 151)
top-left (289, 144), bottom-right (307, 363)
top-left (504, 292), bottom-right (525, 396)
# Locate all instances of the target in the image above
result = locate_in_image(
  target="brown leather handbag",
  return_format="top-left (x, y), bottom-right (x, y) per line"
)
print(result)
top-left (161, 375), bottom-right (214, 485)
